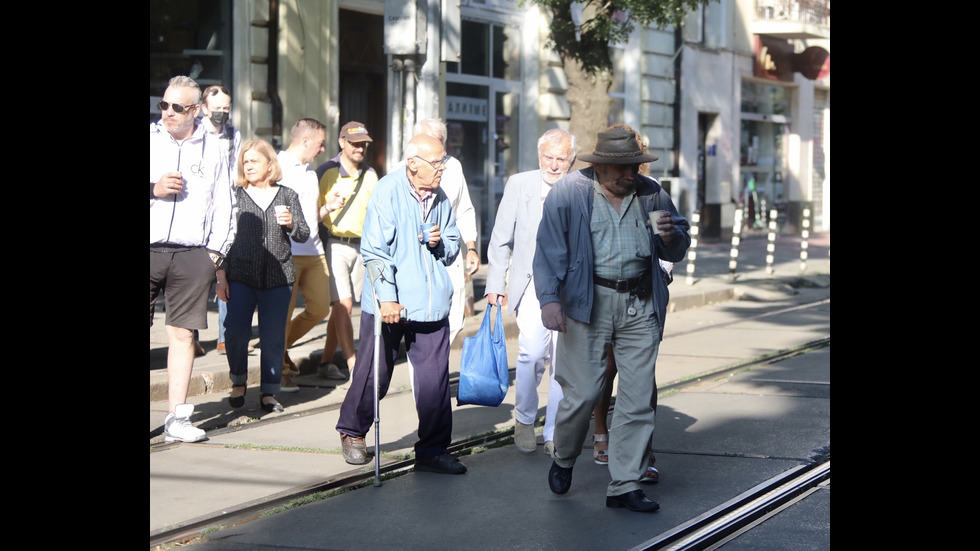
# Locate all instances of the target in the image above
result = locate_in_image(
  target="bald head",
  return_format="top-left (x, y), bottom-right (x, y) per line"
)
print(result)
top-left (405, 134), bottom-right (448, 193)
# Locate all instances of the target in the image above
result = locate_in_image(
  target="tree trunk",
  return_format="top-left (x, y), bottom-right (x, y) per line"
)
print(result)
top-left (562, 53), bottom-right (613, 171)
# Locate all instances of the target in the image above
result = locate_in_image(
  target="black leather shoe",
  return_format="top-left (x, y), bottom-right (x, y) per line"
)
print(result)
top-left (260, 393), bottom-right (284, 413)
top-left (415, 454), bottom-right (467, 474)
top-left (228, 386), bottom-right (246, 408)
top-left (548, 461), bottom-right (573, 495)
top-left (606, 489), bottom-right (660, 512)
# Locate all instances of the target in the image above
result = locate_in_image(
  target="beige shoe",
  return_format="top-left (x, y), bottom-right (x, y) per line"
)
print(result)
top-left (283, 352), bottom-right (300, 376)
top-left (514, 421), bottom-right (536, 453)
top-left (543, 441), bottom-right (555, 458)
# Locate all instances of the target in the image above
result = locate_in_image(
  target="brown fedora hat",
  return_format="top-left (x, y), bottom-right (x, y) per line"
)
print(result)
top-left (578, 128), bottom-right (659, 164)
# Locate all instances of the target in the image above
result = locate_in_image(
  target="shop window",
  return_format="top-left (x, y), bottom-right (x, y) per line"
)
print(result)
top-left (447, 19), bottom-right (520, 78)
top-left (740, 81), bottom-right (790, 223)
top-left (149, 0), bottom-right (232, 122)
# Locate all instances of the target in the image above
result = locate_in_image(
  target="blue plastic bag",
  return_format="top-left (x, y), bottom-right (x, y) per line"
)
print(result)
top-left (456, 304), bottom-right (509, 407)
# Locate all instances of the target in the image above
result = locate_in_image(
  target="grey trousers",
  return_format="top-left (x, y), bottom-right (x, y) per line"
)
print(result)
top-left (552, 285), bottom-right (660, 497)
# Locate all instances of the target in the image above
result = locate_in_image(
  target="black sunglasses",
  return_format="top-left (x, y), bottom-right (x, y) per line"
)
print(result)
top-left (205, 86), bottom-right (231, 97)
top-left (157, 100), bottom-right (197, 114)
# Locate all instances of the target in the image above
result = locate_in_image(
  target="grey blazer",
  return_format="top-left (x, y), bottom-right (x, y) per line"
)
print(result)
top-left (485, 169), bottom-right (548, 315)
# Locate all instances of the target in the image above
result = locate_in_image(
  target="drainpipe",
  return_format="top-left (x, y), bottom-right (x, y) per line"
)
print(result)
top-left (268, 0), bottom-right (283, 149)
top-left (670, 27), bottom-right (682, 179)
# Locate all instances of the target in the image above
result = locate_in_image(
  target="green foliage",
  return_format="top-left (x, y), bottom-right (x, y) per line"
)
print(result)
top-left (521, 0), bottom-right (717, 74)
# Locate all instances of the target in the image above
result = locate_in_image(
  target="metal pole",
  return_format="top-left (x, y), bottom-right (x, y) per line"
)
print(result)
top-left (365, 259), bottom-right (385, 487)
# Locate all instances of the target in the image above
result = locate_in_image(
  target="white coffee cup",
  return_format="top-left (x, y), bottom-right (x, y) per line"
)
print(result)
top-left (274, 205), bottom-right (288, 225)
top-left (649, 210), bottom-right (668, 235)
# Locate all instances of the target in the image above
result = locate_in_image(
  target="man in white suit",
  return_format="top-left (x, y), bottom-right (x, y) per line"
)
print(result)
top-left (484, 128), bottom-right (577, 455)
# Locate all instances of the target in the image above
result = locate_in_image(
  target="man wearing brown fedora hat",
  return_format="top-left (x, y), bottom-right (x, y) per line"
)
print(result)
top-left (533, 126), bottom-right (691, 512)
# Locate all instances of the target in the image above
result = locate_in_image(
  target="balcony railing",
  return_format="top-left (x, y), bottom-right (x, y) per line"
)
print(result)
top-left (755, 1), bottom-right (830, 27)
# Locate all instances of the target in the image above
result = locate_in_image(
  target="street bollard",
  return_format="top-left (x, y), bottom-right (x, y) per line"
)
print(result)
top-left (766, 208), bottom-right (778, 276)
top-left (800, 207), bottom-right (811, 274)
top-left (685, 211), bottom-right (700, 286)
top-left (729, 207), bottom-right (743, 281)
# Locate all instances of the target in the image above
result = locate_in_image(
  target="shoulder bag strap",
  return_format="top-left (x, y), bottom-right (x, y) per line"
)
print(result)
top-left (323, 166), bottom-right (367, 231)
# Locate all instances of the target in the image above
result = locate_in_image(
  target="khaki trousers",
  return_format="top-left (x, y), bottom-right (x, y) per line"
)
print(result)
top-left (285, 254), bottom-right (332, 348)
top-left (552, 284), bottom-right (660, 497)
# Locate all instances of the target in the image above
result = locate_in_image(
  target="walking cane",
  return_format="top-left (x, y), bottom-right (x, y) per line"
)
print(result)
top-left (365, 259), bottom-right (385, 487)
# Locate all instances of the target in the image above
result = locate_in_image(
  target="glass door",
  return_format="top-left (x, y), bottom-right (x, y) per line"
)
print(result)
top-left (445, 17), bottom-right (522, 254)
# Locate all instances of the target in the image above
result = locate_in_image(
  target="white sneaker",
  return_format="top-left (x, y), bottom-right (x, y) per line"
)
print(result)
top-left (164, 403), bottom-right (207, 443)
top-left (280, 373), bottom-right (300, 393)
top-left (318, 363), bottom-right (348, 381)
top-left (514, 421), bottom-right (537, 453)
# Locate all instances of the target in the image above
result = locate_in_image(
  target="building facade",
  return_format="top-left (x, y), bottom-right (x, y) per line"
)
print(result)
top-left (675, 0), bottom-right (830, 236)
top-left (149, 0), bottom-right (829, 250)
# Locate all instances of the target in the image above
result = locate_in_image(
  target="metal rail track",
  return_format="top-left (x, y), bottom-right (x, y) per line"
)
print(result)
top-left (151, 301), bottom-right (829, 549)
top-left (632, 454), bottom-right (830, 551)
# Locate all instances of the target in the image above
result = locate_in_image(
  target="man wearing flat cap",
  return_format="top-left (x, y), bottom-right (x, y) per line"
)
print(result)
top-left (533, 127), bottom-right (691, 512)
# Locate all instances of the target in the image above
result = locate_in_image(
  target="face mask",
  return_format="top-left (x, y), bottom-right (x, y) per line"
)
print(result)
top-left (209, 111), bottom-right (229, 127)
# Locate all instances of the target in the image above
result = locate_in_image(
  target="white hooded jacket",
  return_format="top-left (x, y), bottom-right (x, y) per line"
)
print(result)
top-left (149, 119), bottom-right (236, 255)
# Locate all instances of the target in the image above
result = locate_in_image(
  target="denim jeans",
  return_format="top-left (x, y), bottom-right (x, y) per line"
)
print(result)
top-left (224, 281), bottom-right (292, 395)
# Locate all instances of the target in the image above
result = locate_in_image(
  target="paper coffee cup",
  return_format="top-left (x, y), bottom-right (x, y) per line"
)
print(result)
top-left (649, 210), bottom-right (668, 235)
top-left (274, 205), bottom-right (288, 225)
top-left (420, 222), bottom-right (436, 243)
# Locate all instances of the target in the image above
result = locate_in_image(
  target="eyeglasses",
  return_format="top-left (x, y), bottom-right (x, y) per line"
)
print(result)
top-left (415, 155), bottom-right (449, 170)
top-left (157, 101), bottom-right (197, 114)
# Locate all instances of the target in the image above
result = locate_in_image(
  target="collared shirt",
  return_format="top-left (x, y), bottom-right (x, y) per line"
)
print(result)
top-left (410, 179), bottom-right (434, 221)
top-left (590, 178), bottom-right (652, 280)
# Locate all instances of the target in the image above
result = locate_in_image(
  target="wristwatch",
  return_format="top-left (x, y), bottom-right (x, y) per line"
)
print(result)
top-left (209, 252), bottom-right (225, 270)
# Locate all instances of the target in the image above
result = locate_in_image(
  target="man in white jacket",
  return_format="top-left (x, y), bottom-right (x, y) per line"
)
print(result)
top-left (150, 75), bottom-right (235, 443)
top-left (484, 129), bottom-right (577, 455)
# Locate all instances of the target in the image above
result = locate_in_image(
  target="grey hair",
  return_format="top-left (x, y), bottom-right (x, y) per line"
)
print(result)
top-left (404, 139), bottom-right (420, 160)
top-left (537, 128), bottom-right (577, 164)
top-left (414, 119), bottom-right (448, 146)
top-left (168, 75), bottom-right (202, 105)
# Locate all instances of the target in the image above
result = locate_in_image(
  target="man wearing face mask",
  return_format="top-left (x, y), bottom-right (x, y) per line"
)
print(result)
top-left (192, 85), bottom-right (246, 357)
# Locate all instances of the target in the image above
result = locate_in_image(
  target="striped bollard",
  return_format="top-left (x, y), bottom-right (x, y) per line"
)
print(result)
top-left (799, 207), bottom-right (811, 274)
top-left (765, 208), bottom-right (778, 276)
top-left (729, 207), bottom-right (743, 281)
top-left (685, 211), bottom-right (700, 285)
